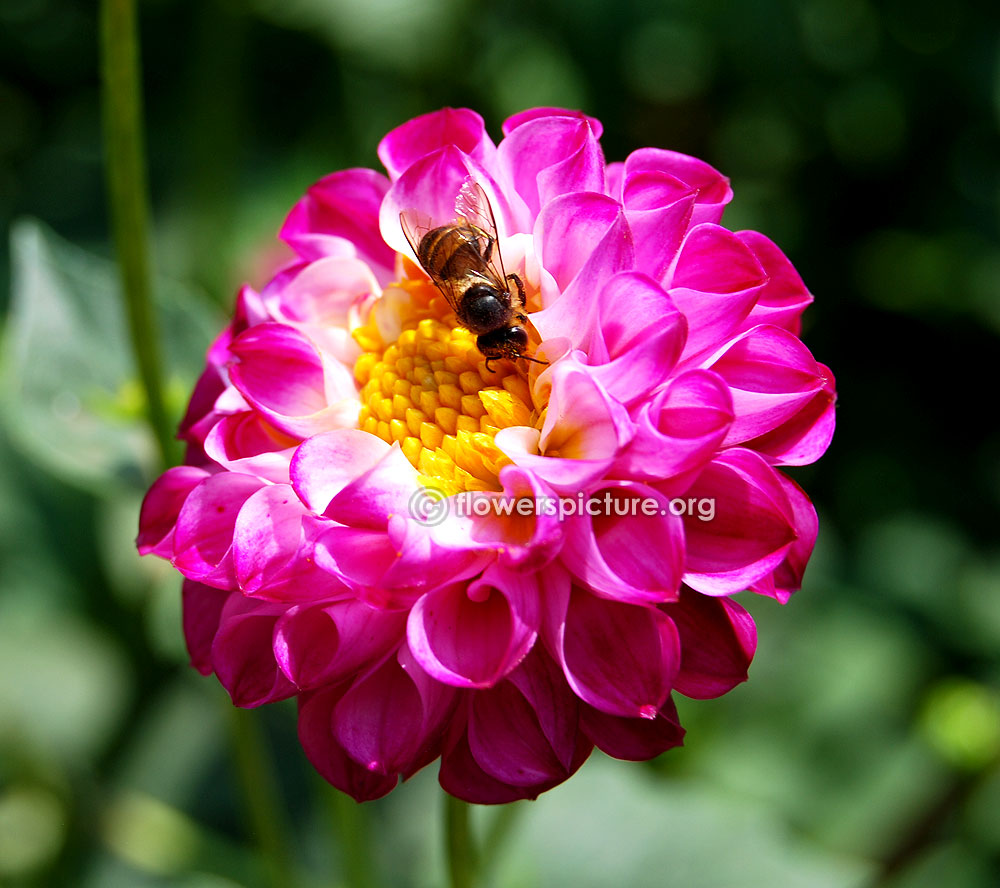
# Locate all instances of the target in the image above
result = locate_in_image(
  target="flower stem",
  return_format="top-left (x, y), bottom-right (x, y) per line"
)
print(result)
top-left (99, 0), bottom-right (175, 470)
top-left (445, 794), bottom-right (478, 888)
top-left (328, 788), bottom-right (378, 888)
top-left (228, 705), bottom-right (299, 888)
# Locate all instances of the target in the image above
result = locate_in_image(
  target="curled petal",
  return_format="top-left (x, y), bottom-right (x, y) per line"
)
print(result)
top-left (378, 107), bottom-right (497, 181)
top-left (137, 465), bottom-right (211, 557)
top-left (744, 363), bottom-right (837, 466)
top-left (228, 323), bottom-right (359, 438)
top-left (497, 113), bottom-right (605, 221)
top-left (274, 601), bottom-right (406, 689)
top-left (560, 482), bottom-right (685, 605)
top-left (681, 449), bottom-right (797, 595)
top-left (333, 648), bottom-right (455, 778)
top-left (739, 230), bottom-right (813, 334)
top-left (407, 565), bottom-right (540, 688)
top-left (204, 412), bottom-right (295, 483)
top-left (182, 580), bottom-right (231, 675)
top-left (750, 473), bottom-right (819, 603)
top-left (622, 171), bottom-right (696, 281)
top-left (279, 168), bottom-right (395, 281)
top-left (624, 147), bottom-right (732, 225)
top-left (551, 589), bottom-right (680, 718)
top-left (667, 224), bottom-right (768, 359)
top-left (298, 687), bottom-right (398, 802)
top-left (211, 596), bottom-right (297, 707)
top-left (613, 370), bottom-right (733, 482)
top-left (502, 107), bottom-right (603, 139)
top-left (580, 697), bottom-right (685, 761)
top-left (173, 472), bottom-right (265, 588)
top-left (662, 588), bottom-right (757, 698)
top-left (703, 325), bottom-right (826, 445)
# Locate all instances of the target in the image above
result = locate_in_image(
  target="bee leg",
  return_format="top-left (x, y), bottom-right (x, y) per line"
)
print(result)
top-left (484, 356), bottom-right (496, 373)
top-left (506, 272), bottom-right (526, 303)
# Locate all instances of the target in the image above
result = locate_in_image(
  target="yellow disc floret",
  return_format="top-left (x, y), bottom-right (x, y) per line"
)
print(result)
top-left (353, 276), bottom-right (537, 495)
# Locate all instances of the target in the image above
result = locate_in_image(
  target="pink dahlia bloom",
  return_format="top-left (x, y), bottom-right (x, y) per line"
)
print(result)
top-left (138, 107), bottom-right (836, 803)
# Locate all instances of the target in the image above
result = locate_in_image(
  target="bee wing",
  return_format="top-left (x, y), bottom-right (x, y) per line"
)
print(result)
top-left (455, 180), bottom-right (509, 288)
top-left (398, 207), bottom-right (465, 314)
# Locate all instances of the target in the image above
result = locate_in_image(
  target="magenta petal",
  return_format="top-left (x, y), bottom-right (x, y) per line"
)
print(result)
top-left (614, 370), bottom-right (733, 481)
top-left (440, 723), bottom-right (544, 804)
top-left (560, 483), bottom-right (685, 605)
top-left (203, 413), bottom-right (294, 483)
top-left (211, 597), bottom-right (297, 707)
top-left (181, 580), bottom-right (231, 675)
top-left (377, 107), bottom-right (496, 181)
top-left (663, 588), bottom-right (757, 698)
top-left (407, 565), bottom-right (540, 688)
top-left (137, 466), bottom-right (211, 557)
top-left (325, 444), bottom-right (420, 530)
top-left (232, 484), bottom-right (304, 593)
top-left (279, 168), bottom-right (394, 281)
top-left (624, 147), bottom-right (732, 225)
top-left (497, 114), bottom-right (605, 219)
top-left (681, 449), bottom-right (797, 595)
top-left (291, 429), bottom-right (392, 514)
top-left (274, 601), bottom-right (406, 689)
top-left (622, 171), bottom-right (696, 281)
top-left (228, 323), bottom-right (359, 438)
top-left (557, 590), bottom-right (680, 718)
top-left (667, 224), bottom-right (767, 359)
top-left (379, 147), bottom-right (511, 255)
top-left (580, 697), bottom-right (685, 761)
top-left (173, 472), bottom-right (265, 588)
top-left (468, 680), bottom-right (567, 786)
top-left (502, 107), bottom-right (603, 139)
top-left (333, 650), bottom-right (453, 777)
top-left (298, 688), bottom-right (398, 801)
top-left (704, 324), bottom-right (826, 445)
top-left (744, 363), bottom-right (837, 466)
top-left (739, 230), bottom-right (814, 334)
top-left (751, 473), bottom-right (819, 603)
top-left (531, 193), bottom-right (633, 345)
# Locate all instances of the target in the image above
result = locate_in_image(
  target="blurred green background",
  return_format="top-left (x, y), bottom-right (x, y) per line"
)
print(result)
top-left (1, 0), bottom-right (999, 886)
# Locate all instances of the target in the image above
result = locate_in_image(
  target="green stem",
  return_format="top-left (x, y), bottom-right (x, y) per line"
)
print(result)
top-left (99, 0), bottom-right (175, 470)
top-left (445, 794), bottom-right (478, 888)
top-left (329, 788), bottom-right (378, 888)
top-left (228, 706), bottom-right (299, 888)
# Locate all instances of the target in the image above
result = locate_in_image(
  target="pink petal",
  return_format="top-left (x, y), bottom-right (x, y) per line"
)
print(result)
top-left (273, 601), bottom-right (406, 689)
top-left (666, 224), bottom-right (768, 359)
top-left (624, 147), bottom-right (732, 225)
top-left (228, 322), bottom-right (359, 439)
top-left (333, 649), bottom-right (454, 777)
top-left (560, 482), bottom-right (685, 604)
top-left (173, 472), bottom-right (265, 588)
top-left (298, 687), bottom-right (398, 801)
top-left (203, 412), bottom-right (295, 483)
top-left (750, 473), bottom-right (819, 603)
top-left (137, 466), bottom-right (211, 557)
top-left (613, 369), bottom-right (732, 482)
top-left (377, 107), bottom-right (497, 181)
top-left (279, 168), bottom-right (395, 281)
top-left (680, 449), bottom-right (797, 595)
top-left (738, 230), bottom-right (813, 334)
top-left (379, 147), bottom-right (511, 256)
top-left (502, 107), bottom-right (603, 139)
top-left (554, 589), bottom-right (680, 718)
top-left (744, 363), bottom-right (837, 466)
top-left (497, 113), bottom-right (605, 220)
top-left (211, 597), bottom-right (297, 707)
top-left (703, 325), bottom-right (826, 445)
top-left (407, 565), bottom-right (540, 688)
top-left (622, 170), bottom-right (696, 281)
top-left (580, 697), bottom-right (685, 761)
top-left (181, 580), bottom-right (231, 675)
top-left (291, 429), bottom-right (392, 514)
top-left (662, 588), bottom-right (757, 698)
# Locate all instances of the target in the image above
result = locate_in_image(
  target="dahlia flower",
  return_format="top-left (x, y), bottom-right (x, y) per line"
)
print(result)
top-left (138, 107), bottom-right (835, 804)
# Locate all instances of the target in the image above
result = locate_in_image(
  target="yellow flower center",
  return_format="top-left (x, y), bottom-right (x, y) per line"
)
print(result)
top-left (353, 273), bottom-right (538, 495)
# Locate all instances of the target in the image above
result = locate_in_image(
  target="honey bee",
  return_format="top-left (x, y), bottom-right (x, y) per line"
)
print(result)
top-left (400, 180), bottom-right (546, 372)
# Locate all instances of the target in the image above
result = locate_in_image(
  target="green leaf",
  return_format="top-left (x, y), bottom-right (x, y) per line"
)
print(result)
top-left (0, 219), bottom-right (222, 491)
